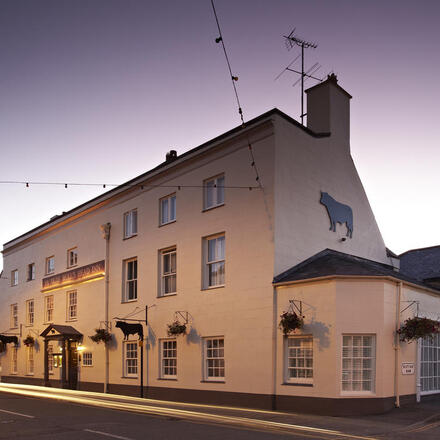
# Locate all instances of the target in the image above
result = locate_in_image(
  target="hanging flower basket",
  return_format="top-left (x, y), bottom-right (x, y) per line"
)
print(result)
top-left (90, 328), bottom-right (112, 344)
top-left (23, 335), bottom-right (35, 347)
top-left (279, 311), bottom-right (304, 335)
top-left (167, 321), bottom-right (187, 337)
top-left (398, 317), bottom-right (440, 342)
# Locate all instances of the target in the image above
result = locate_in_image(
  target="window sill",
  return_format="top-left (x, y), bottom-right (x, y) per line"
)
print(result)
top-left (157, 378), bottom-right (177, 381)
top-left (123, 234), bottom-right (137, 241)
top-left (26, 279), bottom-right (35, 282)
top-left (66, 318), bottom-right (78, 322)
top-left (341, 391), bottom-right (376, 396)
top-left (282, 382), bottom-right (313, 387)
top-left (159, 220), bottom-right (176, 228)
top-left (121, 376), bottom-right (139, 379)
top-left (121, 299), bottom-right (138, 304)
top-left (202, 285), bottom-right (225, 291)
top-left (200, 380), bottom-right (225, 384)
top-left (202, 203), bottom-right (225, 213)
top-left (82, 365), bottom-right (93, 368)
top-left (67, 265), bottom-right (78, 269)
top-left (25, 324), bottom-right (34, 328)
top-left (157, 293), bottom-right (177, 299)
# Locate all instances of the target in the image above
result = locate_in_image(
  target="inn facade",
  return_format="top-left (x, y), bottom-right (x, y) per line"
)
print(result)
top-left (1, 75), bottom-right (439, 415)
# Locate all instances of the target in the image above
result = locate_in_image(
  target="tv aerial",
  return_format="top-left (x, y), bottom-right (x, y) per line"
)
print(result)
top-left (275, 28), bottom-right (322, 125)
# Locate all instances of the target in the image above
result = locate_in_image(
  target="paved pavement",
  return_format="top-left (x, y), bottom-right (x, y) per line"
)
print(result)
top-left (1, 383), bottom-right (440, 439)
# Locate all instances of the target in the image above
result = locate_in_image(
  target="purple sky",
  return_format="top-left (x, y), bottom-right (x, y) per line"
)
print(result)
top-left (1, 0), bottom-right (439, 271)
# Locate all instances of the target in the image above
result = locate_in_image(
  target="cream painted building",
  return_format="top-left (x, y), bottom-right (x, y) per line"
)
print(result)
top-left (1, 75), bottom-right (439, 415)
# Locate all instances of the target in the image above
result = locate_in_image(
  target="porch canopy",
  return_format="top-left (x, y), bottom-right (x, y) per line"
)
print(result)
top-left (40, 324), bottom-right (83, 341)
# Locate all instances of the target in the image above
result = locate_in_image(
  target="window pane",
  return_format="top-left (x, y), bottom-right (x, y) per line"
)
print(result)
top-left (161, 199), bottom-right (168, 224)
top-left (217, 176), bottom-right (224, 204)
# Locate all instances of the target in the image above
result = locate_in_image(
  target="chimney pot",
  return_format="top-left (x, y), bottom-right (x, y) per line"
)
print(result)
top-left (166, 150), bottom-right (178, 162)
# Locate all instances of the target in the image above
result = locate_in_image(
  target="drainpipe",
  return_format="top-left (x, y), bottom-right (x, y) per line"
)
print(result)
top-left (100, 222), bottom-right (111, 393)
top-left (272, 286), bottom-right (278, 410)
top-left (416, 338), bottom-right (421, 403)
top-left (394, 281), bottom-right (402, 408)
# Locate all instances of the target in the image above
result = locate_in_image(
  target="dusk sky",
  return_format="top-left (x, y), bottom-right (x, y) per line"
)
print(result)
top-left (1, 0), bottom-right (439, 271)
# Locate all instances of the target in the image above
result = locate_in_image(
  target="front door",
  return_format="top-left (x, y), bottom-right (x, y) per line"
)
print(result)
top-left (67, 341), bottom-right (78, 390)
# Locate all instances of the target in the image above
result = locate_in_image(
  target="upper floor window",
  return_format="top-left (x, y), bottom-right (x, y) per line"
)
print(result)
top-left (204, 337), bottom-right (225, 381)
top-left (123, 258), bottom-right (137, 302)
top-left (67, 247), bottom-right (78, 268)
top-left (45, 295), bottom-right (54, 323)
top-left (27, 263), bottom-right (35, 281)
top-left (204, 174), bottom-right (224, 210)
top-left (124, 209), bottom-right (137, 239)
top-left (46, 256), bottom-right (55, 275)
top-left (11, 270), bottom-right (18, 286)
top-left (285, 336), bottom-right (313, 384)
top-left (67, 290), bottom-right (77, 321)
top-left (26, 299), bottom-right (34, 326)
top-left (342, 335), bottom-right (375, 393)
top-left (160, 194), bottom-right (176, 225)
top-left (204, 234), bottom-right (225, 288)
top-left (160, 248), bottom-right (176, 296)
top-left (10, 304), bottom-right (18, 328)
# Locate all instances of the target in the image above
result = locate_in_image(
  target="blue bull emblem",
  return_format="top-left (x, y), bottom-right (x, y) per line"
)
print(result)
top-left (320, 192), bottom-right (353, 238)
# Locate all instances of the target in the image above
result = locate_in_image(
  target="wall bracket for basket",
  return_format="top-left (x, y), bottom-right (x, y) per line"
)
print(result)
top-left (289, 299), bottom-right (303, 317)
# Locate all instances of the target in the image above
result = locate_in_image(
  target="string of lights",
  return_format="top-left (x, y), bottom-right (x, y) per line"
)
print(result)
top-left (210, 0), bottom-right (262, 188)
top-left (0, 181), bottom-right (260, 190)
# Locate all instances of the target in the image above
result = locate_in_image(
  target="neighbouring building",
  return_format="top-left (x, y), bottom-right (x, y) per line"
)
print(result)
top-left (1, 75), bottom-right (439, 415)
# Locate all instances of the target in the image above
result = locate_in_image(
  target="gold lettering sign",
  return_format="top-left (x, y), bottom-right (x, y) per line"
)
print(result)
top-left (42, 260), bottom-right (105, 293)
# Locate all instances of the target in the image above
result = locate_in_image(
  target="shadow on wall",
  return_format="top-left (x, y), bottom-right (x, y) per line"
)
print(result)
top-left (304, 318), bottom-right (330, 351)
top-left (186, 326), bottom-right (201, 345)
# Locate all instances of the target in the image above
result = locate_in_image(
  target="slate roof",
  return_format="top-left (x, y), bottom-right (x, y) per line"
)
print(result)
top-left (273, 249), bottom-right (440, 292)
top-left (399, 246), bottom-right (440, 282)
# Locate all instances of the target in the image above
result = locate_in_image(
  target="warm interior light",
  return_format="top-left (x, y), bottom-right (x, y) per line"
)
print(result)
top-left (76, 345), bottom-right (85, 352)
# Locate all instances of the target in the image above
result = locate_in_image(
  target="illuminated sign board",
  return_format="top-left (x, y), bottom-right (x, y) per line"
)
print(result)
top-left (42, 260), bottom-right (105, 293)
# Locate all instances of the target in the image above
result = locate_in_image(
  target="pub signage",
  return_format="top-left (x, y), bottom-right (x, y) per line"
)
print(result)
top-left (42, 260), bottom-right (105, 292)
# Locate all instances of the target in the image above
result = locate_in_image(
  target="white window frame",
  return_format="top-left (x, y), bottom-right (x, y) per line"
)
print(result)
top-left (46, 256), bottom-right (55, 275)
top-left (11, 269), bottom-right (18, 286)
top-left (11, 346), bottom-right (18, 374)
top-left (284, 336), bottom-right (313, 384)
top-left (123, 258), bottom-right (138, 302)
top-left (160, 248), bottom-right (176, 296)
top-left (27, 346), bottom-right (34, 375)
top-left (204, 174), bottom-right (225, 210)
top-left (341, 334), bottom-right (376, 394)
top-left (67, 247), bottom-right (78, 268)
top-left (26, 299), bottom-right (34, 326)
top-left (124, 209), bottom-right (138, 239)
top-left (10, 303), bottom-right (18, 329)
top-left (160, 339), bottom-right (177, 379)
top-left (45, 295), bottom-right (54, 323)
top-left (420, 334), bottom-right (440, 394)
top-left (160, 194), bottom-right (176, 225)
top-left (203, 337), bottom-right (225, 381)
top-left (82, 352), bottom-right (93, 367)
top-left (203, 234), bottom-right (225, 289)
top-left (66, 290), bottom-right (77, 321)
top-left (27, 263), bottom-right (35, 281)
top-left (124, 341), bottom-right (138, 377)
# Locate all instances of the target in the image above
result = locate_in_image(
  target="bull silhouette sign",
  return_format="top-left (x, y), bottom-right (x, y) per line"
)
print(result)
top-left (320, 192), bottom-right (353, 238)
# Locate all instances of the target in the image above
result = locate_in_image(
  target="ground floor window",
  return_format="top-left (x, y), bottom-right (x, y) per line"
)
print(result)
top-left (285, 336), bottom-right (313, 383)
top-left (124, 342), bottom-right (138, 377)
top-left (204, 337), bottom-right (224, 380)
top-left (421, 334), bottom-right (440, 393)
top-left (160, 339), bottom-right (177, 378)
top-left (11, 346), bottom-right (18, 374)
top-left (82, 352), bottom-right (93, 367)
top-left (342, 335), bottom-right (375, 392)
top-left (27, 346), bottom-right (34, 375)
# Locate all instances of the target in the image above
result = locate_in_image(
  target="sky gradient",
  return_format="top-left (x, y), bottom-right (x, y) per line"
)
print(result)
top-left (1, 0), bottom-right (439, 271)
